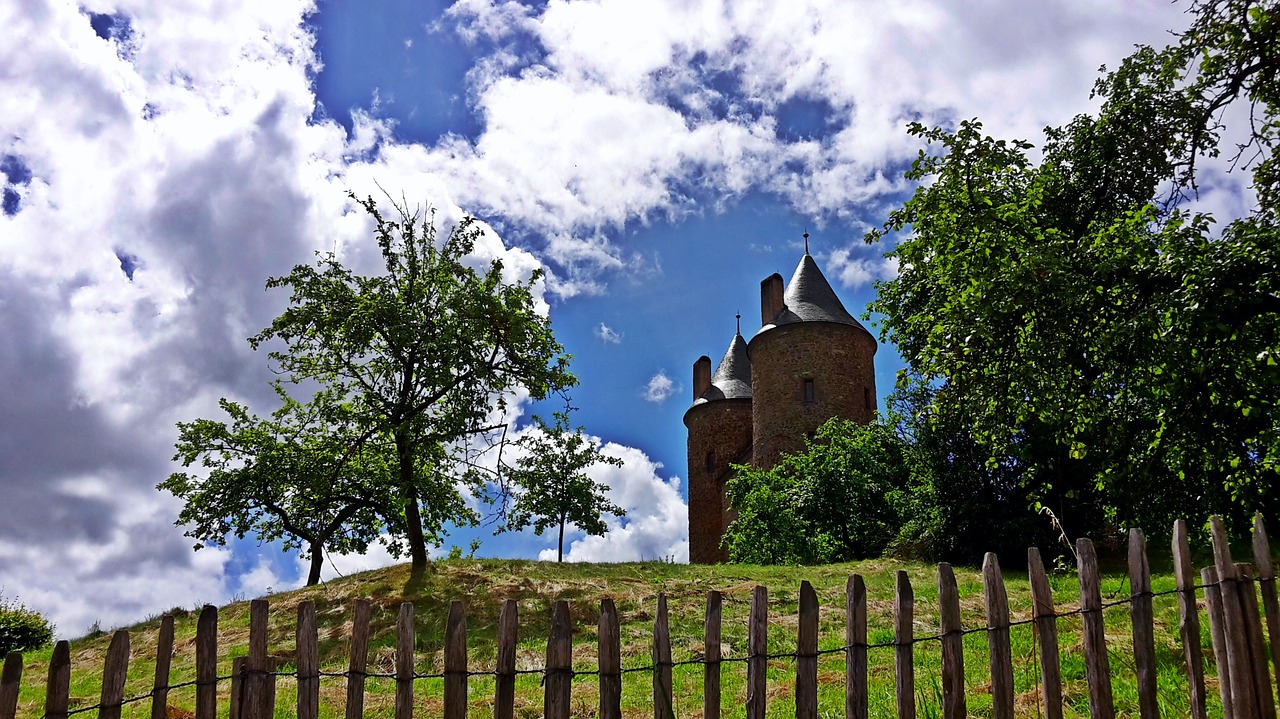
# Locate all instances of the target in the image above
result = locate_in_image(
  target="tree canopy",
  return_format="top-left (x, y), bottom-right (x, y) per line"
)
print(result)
top-left (867, 0), bottom-right (1280, 538)
top-left (250, 194), bottom-right (576, 579)
top-left (502, 407), bottom-right (625, 562)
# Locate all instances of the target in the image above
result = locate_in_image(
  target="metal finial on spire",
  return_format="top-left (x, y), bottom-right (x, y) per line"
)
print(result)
top-left (803, 230), bottom-right (810, 255)
top-left (736, 312), bottom-right (741, 334)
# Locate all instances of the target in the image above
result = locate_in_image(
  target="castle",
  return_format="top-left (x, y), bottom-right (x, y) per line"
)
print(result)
top-left (684, 245), bottom-right (878, 563)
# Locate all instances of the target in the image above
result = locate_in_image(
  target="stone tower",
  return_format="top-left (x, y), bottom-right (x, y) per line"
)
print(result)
top-left (685, 245), bottom-right (878, 563)
top-left (682, 330), bottom-right (753, 564)
top-left (750, 250), bottom-right (878, 468)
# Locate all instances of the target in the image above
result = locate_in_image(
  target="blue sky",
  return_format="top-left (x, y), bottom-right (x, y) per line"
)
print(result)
top-left (2, 0), bottom-right (1214, 633)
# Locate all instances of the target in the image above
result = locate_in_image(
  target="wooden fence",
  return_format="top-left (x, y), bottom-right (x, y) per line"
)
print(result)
top-left (2, 512), bottom-right (1279, 718)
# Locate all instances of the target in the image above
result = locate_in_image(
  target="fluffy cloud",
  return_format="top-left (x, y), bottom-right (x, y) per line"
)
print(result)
top-left (643, 371), bottom-right (678, 403)
top-left (595, 322), bottom-right (623, 344)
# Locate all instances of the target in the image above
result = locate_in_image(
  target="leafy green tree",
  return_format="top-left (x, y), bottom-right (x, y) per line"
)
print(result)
top-left (160, 385), bottom-right (404, 585)
top-left (251, 195), bottom-right (575, 580)
top-left (503, 408), bottom-right (624, 562)
top-left (721, 419), bottom-right (911, 565)
top-left (0, 594), bottom-right (54, 655)
top-left (868, 0), bottom-right (1280, 537)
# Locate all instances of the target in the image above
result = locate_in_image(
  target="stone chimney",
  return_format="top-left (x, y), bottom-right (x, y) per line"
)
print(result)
top-left (760, 273), bottom-right (784, 325)
top-left (693, 355), bottom-right (712, 399)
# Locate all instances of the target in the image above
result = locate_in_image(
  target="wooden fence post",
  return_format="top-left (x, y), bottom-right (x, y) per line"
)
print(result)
top-left (747, 585), bottom-right (768, 719)
top-left (705, 591), bottom-right (722, 719)
top-left (1129, 528), bottom-right (1160, 719)
top-left (0, 652), bottom-right (21, 719)
top-left (445, 601), bottom-right (468, 719)
top-left (1213, 516), bottom-right (1261, 718)
top-left (1028, 548), bottom-right (1063, 719)
top-left (346, 598), bottom-right (373, 719)
top-left (99, 630), bottom-right (130, 719)
top-left (495, 600), bottom-right (518, 719)
top-left (396, 602), bottom-right (415, 719)
top-left (545, 600), bottom-right (572, 719)
top-left (938, 563), bottom-right (966, 719)
top-left (1204, 566), bottom-right (1236, 719)
top-left (150, 615), bottom-right (174, 719)
top-left (230, 657), bottom-right (245, 719)
top-left (894, 570), bottom-right (915, 719)
top-left (600, 598), bottom-right (622, 719)
top-left (297, 602), bottom-right (320, 719)
top-left (983, 553), bottom-right (1014, 719)
top-left (1237, 563), bottom-right (1276, 719)
top-left (245, 599), bottom-right (273, 719)
top-left (1253, 513), bottom-right (1280, 695)
top-left (796, 581), bottom-right (818, 719)
top-left (846, 575), bottom-right (867, 719)
top-left (44, 641), bottom-right (70, 719)
top-left (195, 606), bottom-right (217, 719)
top-left (654, 593), bottom-right (673, 719)
top-left (1077, 538), bottom-right (1115, 719)
top-left (1174, 520), bottom-right (1209, 719)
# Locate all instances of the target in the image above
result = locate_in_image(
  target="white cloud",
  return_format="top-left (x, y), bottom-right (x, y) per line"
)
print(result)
top-left (825, 246), bottom-right (900, 289)
top-left (595, 322), bottom-right (622, 344)
top-left (643, 371), bottom-right (678, 403)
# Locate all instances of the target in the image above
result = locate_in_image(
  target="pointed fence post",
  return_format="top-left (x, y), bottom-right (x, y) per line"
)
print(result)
top-left (150, 615), bottom-right (174, 719)
top-left (99, 630), bottom-right (130, 719)
top-left (1174, 520), bottom-right (1209, 719)
top-left (1078, 538), bottom-right (1115, 719)
top-left (0, 652), bottom-right (21, 719)
top-left (894, 570), bottom-right (915, 719)
top-left (846, 575), bottom-right (867, 719)
top-left (195, 606), bottom-right (217, 719)
top-left (599, 598), bottom-right (622, 719)
top-left (544, 600), bottom-right (572, 719)
top-left (938, 563), bottom-right (965, 719)
top-left (396, 602), bottom-right (415, 719)
top-left (495, 600), bottom-right (518, 719)
top-left (704, 591), bottom-right (722, 719)
top-left (747, 585), bottom-right (768, 719)
top-left (796, 581), bottom-right (818, 719)
top-left (1213, 516), bottom-right (1261, 718)
top-left (1028, 548), bottom-right (1063, 719)
top-left (654, 593), bottom-right (673, 719)
top-left (297, 602), bottom-right (320, 719)
top-left (1253, 513), bottom-right (1280, 694)
top-left (983, 554), bottom-right (1014, 719)
top-left (1204, 566), bottom-right (1236, 719)
top-left (1129, 529), bottom-right (1160, 719)
top-left (44, 641), bottom-right (70, 719)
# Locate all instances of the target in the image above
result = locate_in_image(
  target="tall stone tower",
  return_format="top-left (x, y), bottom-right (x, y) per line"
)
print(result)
top-left (682, 329), bottom-right (753, 564)
top-left (750, 249), bottom-right (878, 468)
top-left (685, 243), bottom-right (879, 563)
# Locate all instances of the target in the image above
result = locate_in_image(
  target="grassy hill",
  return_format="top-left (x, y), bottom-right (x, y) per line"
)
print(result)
top-left (9, 555), bottom-right (1210, 718)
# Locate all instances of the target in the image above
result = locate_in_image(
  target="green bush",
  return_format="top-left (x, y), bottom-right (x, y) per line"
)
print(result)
top-left (0, 594), bottom-right (54, 654)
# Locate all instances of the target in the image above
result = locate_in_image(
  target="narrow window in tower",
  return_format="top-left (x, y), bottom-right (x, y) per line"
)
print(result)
top-left (706, 451), bottom-right (715, 475)
top-left (864, 386), bottom-right (873, 412)
top-left (803, 378), bottom-right (815, 403)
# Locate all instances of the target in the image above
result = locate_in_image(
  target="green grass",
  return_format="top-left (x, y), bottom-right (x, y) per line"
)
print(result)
top-left (6, 556), bottom-right (1238, 718)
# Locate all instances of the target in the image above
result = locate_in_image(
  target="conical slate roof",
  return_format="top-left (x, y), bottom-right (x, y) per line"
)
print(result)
top-left (692, 332), bottom-right (752, 406)
top-left (759, 253), bottom-right (868, 333)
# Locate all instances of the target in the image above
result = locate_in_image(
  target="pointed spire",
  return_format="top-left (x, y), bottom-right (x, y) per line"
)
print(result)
top-left (735, 312), bottom-right (741, 335)
top-left (691, 331), bottom-right (753, 405)
top-left (755, 252), bottom-right (871, 335)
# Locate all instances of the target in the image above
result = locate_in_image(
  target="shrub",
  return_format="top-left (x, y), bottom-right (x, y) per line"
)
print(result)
top-left (0, 594), bottom-right (54, 654)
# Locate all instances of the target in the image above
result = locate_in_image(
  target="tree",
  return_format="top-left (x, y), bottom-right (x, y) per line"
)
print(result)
top-left (867, 0), bottom-right (1280, 538)
top-left (0, 593), bottom-right (54, 655)
top-left (721, 418), bottom-right (912, 565)
top-left (251, 195), bottom-right (575, 580)
top-left (503, 408), bottom-right (624, 562)
top-left (159, 384), bottom-right (404, 585)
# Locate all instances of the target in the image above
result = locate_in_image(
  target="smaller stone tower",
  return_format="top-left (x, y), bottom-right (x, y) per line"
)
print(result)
top-left (749, 250), bottom-right (878, 469)
top-left (682, 328), bottom-right (753, 564)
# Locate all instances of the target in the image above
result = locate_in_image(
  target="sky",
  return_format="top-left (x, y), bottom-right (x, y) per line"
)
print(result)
top-left (0, 0), bottom-right (1212, 636)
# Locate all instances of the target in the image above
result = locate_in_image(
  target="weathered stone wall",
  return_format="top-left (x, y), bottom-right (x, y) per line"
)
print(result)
top-left (749, 321), bottom-right (877, 469)
top-left (684, 398), bottom-right (752, 564)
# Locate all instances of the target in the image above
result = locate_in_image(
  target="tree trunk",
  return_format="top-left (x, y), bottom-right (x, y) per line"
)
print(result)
top-left (307, 543), bottom-right (324, 586)
top-left (557, 511), bottom-right (567, 563)
top-left (398, 434), bottom-right (429, 581)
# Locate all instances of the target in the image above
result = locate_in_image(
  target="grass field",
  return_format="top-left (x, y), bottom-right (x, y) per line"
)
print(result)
top-left (8, 554), bottom-right (1230, 718)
